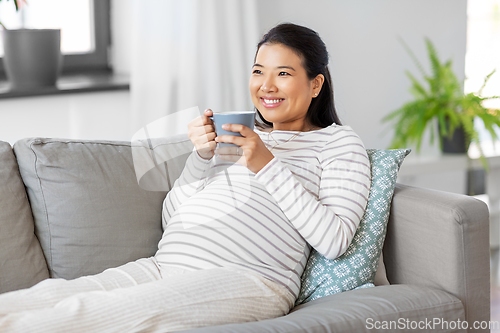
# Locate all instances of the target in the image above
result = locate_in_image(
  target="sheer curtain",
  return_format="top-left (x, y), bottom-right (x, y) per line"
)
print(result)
top-left (130, 0), bottom-right (259, 135)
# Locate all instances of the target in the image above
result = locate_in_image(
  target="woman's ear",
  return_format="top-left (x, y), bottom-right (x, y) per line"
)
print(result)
top-left (312, 74), bottom-right (325, 98)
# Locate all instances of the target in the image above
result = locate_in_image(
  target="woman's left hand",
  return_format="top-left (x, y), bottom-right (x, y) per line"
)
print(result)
top-left (215, 124), bottom-right (274, 174)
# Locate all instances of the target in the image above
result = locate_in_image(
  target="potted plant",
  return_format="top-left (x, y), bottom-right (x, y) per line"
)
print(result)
top-left (383, 38), bottom-right (500, 164)
top-left (1, 0), bottom-right (62, 91)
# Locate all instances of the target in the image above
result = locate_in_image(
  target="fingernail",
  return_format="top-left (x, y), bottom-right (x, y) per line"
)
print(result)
top-left (222, 124), bottom-right (228, 129)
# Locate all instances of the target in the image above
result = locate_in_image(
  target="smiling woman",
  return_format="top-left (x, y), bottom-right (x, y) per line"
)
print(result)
top-left (251, 23), bottom-right (342, 132)
top-left (250, 43), bottom-right (324, 131)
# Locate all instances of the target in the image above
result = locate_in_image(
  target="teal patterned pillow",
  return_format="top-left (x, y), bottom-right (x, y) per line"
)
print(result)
top-left (295, 149), bottom-right (411, 305)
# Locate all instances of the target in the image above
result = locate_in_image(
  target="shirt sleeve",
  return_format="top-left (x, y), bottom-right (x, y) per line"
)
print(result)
top-left (254, 129), bottom-right (371, 259)
top-left (162, 150), bottom-right (212, 230)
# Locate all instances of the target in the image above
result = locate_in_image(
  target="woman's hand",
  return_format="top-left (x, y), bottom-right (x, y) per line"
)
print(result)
top-left (215, 124), bottom-right (274, 174)
top-left (187, 109), bottom-right (216, 160)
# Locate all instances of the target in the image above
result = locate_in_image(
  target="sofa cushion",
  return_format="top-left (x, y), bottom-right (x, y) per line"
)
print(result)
top-left (14, 138), bottom-right (190, 279)
top-left (182, 285), bottom-right (465, 332)
top-left (296, 149), bottom-right (410, 304)
top-left (0, 141), bottom-right (49, 293)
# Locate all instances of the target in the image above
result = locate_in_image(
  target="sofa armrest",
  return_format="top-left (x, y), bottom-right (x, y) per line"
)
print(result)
top-left (384, 183), bottom-right (490, 329)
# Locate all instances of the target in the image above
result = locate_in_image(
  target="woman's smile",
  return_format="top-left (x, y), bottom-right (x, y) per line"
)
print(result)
top-left (260, 97), bottom-right (285, 108)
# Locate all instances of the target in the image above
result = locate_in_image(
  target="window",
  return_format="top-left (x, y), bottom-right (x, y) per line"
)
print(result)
top-left (0, 0), bottom-right (110, 76)
top-left (466, 0), bottom-right (500, 157)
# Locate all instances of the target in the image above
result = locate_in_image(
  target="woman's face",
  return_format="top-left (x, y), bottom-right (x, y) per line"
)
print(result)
top-left (249, 43), bottom-right (323, 131)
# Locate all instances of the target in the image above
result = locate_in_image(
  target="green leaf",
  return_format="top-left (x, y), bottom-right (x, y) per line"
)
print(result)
top-left (384, 38), bottom-right (500, 164)
top-left (479, 69), bottom-right (496, 96)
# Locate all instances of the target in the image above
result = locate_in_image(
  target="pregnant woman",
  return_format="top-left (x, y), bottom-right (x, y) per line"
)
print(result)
top-left (0, 23), bottom-right (370, 332)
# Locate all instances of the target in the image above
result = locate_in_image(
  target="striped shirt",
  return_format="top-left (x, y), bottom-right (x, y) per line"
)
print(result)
top-left (155, 124), bottom-right (371, 299)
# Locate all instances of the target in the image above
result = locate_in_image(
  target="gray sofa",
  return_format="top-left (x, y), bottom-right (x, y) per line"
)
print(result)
top-left (0, 137), bottom-right (490, 332)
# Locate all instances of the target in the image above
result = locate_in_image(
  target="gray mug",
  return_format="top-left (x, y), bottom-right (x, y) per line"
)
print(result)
top-left (209, 111), bottom-right (256, 147)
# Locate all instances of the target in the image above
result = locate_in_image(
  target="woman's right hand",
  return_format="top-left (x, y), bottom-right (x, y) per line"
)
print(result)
top-left (187, 109), bottom-right (216, 160)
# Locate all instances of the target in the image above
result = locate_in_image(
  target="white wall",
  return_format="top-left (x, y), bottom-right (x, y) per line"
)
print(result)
top-left (255, 0), bottom-right (470, 194)
top-left (256, 0), bottom-right (467, 152)
top-left (0, 0), bottom-right (467, 154)
top-left (0, 92), bottom-right (131, 144)
top-left (110, 0), bottom-right (133, 75)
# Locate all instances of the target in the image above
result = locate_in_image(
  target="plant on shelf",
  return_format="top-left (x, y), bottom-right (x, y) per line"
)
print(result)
top-left (0, 0), bottom-right (26, 30)
top-left (383, 38), bottom-right (500, 166)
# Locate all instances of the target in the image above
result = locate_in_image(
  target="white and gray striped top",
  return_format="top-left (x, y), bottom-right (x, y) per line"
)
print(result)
top-left (155, 124), bottom-right (371, 299)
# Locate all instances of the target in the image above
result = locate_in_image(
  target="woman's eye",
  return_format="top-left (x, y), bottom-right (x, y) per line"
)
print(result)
top-left (252, 69), bottom-right (262, 74)
top-left (279, 72), bottom-right (290, 76)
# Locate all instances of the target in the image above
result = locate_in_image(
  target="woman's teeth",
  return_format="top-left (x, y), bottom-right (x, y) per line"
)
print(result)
top-left (263, 98), bottom-right (283, 104)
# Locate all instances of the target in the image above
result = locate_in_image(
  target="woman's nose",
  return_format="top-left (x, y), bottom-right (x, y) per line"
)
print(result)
top-left (260, 77), bottom-right (277, 93)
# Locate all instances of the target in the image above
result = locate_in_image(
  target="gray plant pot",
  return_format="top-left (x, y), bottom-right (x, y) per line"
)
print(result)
top-left (439, 120), bottom-right (470, 154)
top-left (441, 126), bottom-right (469, 154)
top-left (2, 29), bottom-right (62, 91)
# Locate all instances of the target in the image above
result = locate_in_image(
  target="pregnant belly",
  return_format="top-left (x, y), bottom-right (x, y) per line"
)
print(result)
top-left (156, 176), bottom-right (305, 273)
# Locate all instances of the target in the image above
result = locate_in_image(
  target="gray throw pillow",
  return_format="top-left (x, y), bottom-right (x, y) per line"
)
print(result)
top-left (14, 138), bottom-right (190, 279)
top-left (0, 141), bottom-right (49, 293)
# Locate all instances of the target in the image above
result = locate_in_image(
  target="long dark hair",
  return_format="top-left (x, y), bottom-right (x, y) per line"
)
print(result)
top-left (254, 23), bottom-right (341, 129)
